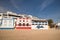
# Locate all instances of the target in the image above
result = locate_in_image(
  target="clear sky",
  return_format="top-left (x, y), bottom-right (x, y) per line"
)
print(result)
top-left (0, 0), bottom-right (60, 23)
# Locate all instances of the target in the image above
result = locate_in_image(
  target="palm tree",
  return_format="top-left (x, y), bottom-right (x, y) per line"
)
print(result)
top-left (48, 19), bottom-right (54, 28)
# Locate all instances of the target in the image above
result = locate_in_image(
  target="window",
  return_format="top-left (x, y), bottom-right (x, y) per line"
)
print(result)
top-left (20, 20), bottom-right (21, 22)
top-left (44, 22), bottom-right (48, 25)
top-left (18, 23), bottom-right (21, 26)
top-left (26, 23), bottom-right (29, 26)
top-left (42, 24), bottom-right (44, 25)
top-left (23, 23), bottom-right (25, 26)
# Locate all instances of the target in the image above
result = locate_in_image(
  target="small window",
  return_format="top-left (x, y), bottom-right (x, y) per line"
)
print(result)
top-left (20, 20), bottom-right (21, 22)
top-left (18, 23), bottom-right (21, 26)
top-left (23, 23), bottom-right (25, 26)
top-left (26, 23), bottom-right (29, 26)
top-left (42, 24), bottom-right (44, 25)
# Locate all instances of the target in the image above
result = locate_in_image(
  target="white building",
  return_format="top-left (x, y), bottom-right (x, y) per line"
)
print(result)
top-left (0, 11), bottom-right (49, 29)
top-left (32, 19), bottom-right (48, 29)
top-left (57, 23), bottom-right (60, 26)
top-left (56, 23), bottom-right (60, 29)
top-left (0, 11), bottom-right (22, 29)
top-left (15, 17), bottom-right (32, 29)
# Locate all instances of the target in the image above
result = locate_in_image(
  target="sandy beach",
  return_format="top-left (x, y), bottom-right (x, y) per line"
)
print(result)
top-left (0, 29), bottom-right (60, 40)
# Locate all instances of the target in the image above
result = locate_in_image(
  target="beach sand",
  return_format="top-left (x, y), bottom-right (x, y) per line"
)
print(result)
top-left (0, 29), bottom-right (60, 40)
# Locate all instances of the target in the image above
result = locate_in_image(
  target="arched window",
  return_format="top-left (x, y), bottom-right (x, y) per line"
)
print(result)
top-left (23, 23), bottom-right (25, 26)
top-left (18, 23), bottom-right (21, 26)
top-left (26, 23), bottom-right (29, 26)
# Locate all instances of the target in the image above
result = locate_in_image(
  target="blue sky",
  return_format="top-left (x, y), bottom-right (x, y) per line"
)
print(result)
top-left (0, 0), bottom-right (60, 23)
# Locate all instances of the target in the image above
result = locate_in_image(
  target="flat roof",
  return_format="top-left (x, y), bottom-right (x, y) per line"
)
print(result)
top-left (0, 14), bottom-right (22, 17)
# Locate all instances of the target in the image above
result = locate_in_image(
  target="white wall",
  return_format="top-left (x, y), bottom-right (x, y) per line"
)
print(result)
top-left (31, 21), bottom-right (48, 29)
top-left (0, 18), bottom-right (14, 28)
top-left (32, 25), bottom-right (48, 29)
